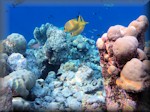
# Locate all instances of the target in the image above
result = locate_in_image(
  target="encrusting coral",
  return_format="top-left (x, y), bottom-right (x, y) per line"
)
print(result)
top-left (96, 15), bottom-right (150, 111)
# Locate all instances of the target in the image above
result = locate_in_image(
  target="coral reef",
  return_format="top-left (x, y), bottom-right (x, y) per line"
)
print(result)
top-left (4, 69), bottom-right (36, 98)
top-left (1, 21), bottom-right (105, 111)
top-left (2, 33), bottom-right (27, 55)
top-left (7, 53), bottom-right (27, 71)
top-left (30, 63), bottom-right (105, 111)
top-left (12, 97), bottom-right (33, 111)
top-left (0, 78), bottom-right (13, 111)
top-left (144, 40), bottom-right (150, 59)
top-left (116, 58), bottom-right (150, 92)
top-left (0, 53), bottom-right (9, 77)
top-left (96, 15), bottom-right (150, 111)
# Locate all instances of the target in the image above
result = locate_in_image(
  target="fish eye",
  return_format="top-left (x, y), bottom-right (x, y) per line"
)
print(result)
top-left (71, 32), bottom-right (73, 36)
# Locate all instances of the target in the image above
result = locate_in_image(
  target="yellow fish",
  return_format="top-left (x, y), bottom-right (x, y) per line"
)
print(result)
top-left (64, 15), bottom-right (88, 36)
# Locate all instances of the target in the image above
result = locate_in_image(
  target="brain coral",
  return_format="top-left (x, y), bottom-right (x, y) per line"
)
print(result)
top-left (116, 58), bottom-right (150, 92)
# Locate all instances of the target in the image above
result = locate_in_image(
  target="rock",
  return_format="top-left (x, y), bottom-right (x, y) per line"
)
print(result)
top-left (61, 87), bottom-right (73, 97)
top-left (4, 69), bottom-right (36, 98)
top-left (52, 88), bottom-right (62, 97)
top-left (0, 78), bottom-right (13, 112)
top-left (45, 71), bottom-right (56, 83)
top-left (7, 53), bottom-right (27, 71)
top-left (55, 96), bottom-right (66, 103)
top-left (0, 58), bottom-right (8, 77)
top-left (67, 97), bottom-right (82, 111)
top-left (2, 33), bottom-right (27, 55)
top-left (75, 65), bottom-right (93, 83)
top-left (44, 96), bottom-right (53, 103)
top-left (73, 91), bottom-right (84, 102)
top-left (33, 23), bottom-right (51, 45)
top-left (47, 102), bottom-right (60, 110)
top-left (66, 71), bottom-right (75, 81)
top-left (53, 81), bottom-right (63, 88)
top-left (13, 97), bottom-right (31, 111)
top-left (25, 49), bottom-right (42, 78)
top-left (31, 79), bottom-right (48, 98)
top-left (86, 95), bottom-right (105, 104)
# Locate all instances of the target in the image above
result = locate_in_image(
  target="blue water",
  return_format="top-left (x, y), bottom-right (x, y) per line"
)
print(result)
top-left (5, 3), bottom-right (149, 42)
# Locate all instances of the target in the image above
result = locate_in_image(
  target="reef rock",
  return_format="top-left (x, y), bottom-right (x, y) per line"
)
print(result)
top-left (30, 61), bottom-right (105, 111)
top-left (33, 23), bottom-right (100, 65)
top-left (4, 69), bottom-right (36, 98)
top-left (0, 78), bottom-right (13, 111)
top-left (0, 53), bottom-right (9, 77)
top-left (33, 23), bottom-right (54, 45)
top-left (13, 97), bottom-right (32, 111)
top-left (2, 33), bottom-right (27, 55)
top-left (7, 53), bottom-right (27, 71)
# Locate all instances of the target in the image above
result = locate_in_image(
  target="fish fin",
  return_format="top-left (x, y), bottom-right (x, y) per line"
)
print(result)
top-left (79, 16), bottom-right (89, 25)
top-left (77, 15), bottom-right (82, 22)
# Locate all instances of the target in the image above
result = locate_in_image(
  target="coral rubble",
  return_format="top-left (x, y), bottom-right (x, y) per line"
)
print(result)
top-left (96, 15), bottom-right (150, 111)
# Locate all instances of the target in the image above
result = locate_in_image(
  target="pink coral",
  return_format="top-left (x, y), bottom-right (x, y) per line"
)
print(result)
top-left (122, 26), bottom-right (138, 37)
top-left (107, 25), bottom-right (125, 41)
top-left (137, 48), bottom-right (148, 61)
top-left (96, 38), bottom-right (105, 50)
top-left (113, 36), bottom-right (138, 64)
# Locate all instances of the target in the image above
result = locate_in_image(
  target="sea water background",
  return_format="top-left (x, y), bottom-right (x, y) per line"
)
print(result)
top-left (5, 3), bottom-right (149, 42)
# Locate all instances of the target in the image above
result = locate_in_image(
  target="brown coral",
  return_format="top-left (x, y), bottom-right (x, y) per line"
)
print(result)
top-left (97, 15), bottom-right (150, 112)
top-left (113, 36), bottom-right (138, 64)
top-left (122, 26), bottom-right (138, 37)
top-left (116, 58), bottom-right (150, 92)
top-left (137, 48), bottom-right (148, 61)
top-left (107, 65), bottom-right (119, 75)
top-left (107, 25), bottom-right (125, 41)
top-left (96, 38), bottom-right (105, 50)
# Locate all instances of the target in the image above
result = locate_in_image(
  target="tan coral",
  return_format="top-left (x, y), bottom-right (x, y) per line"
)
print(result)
top-left (144, 46), bottom-right (150, 59)
top-left (128, 15), bottom-right (149, 34)
top-left (142, 60), bottom-right (150, 74)
top-left (107, 65), bottom-right (119, 75)
top-left (96, 38), bottom-right (105, 50)
top-left (107, 25), bottom-right (125, 41)
top-left (101, 33), bottom-right (108, 42)
top-left (123, 26), bottom-right (138, 37)
top-left (116, 58), bottom-right (150, 92)
top-left (104, 54), bottom-right (109, 61)
top-left (113, 36), bottom-right (138, 63)
top-left (137, 48), bottom-right (148, 61)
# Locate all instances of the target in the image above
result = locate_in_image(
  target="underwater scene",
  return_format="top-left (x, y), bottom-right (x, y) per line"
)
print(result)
top-left (0, 0), bottom-right (150, 112)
